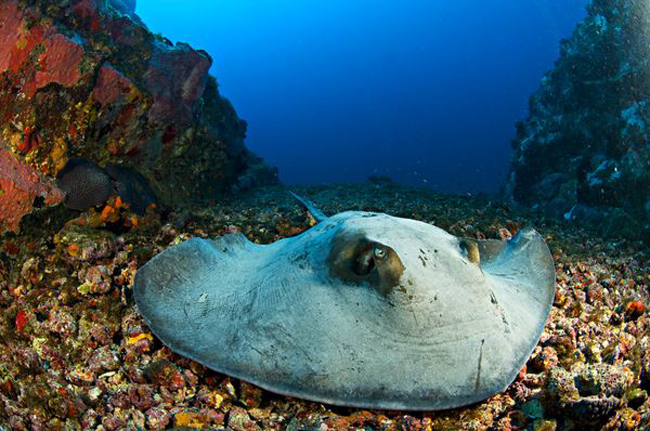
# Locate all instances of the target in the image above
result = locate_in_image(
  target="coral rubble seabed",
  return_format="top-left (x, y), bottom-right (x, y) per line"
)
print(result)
top-left (0, 184), bottom-right (648, 430)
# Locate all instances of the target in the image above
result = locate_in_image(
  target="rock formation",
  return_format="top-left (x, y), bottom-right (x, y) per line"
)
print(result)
top-left (0, 0), bottom-right (277, 234)
top-left (505, 0), bottom-right (650, 239)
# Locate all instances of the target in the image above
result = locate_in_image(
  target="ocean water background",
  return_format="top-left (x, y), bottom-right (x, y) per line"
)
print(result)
top-left (136, 0), bottom-right (588, 195)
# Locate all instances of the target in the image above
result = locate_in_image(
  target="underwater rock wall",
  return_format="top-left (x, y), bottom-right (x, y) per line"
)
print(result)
top-left (0, 0), bottom-right (277, 234)
top-left (505, 0), bottom-right (650, 239)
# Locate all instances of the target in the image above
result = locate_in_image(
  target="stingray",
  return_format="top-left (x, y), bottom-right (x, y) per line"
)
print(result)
top-left (134, 193), bottom-right (555, 411)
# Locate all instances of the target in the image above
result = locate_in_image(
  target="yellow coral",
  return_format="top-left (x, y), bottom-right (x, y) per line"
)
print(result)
top-left (173, 412), bottom-right (207, 429)
top-left (49, 138), bottom-right (68, 175)
top-left (15, 37), bottom-right (27, 50)
top-left (127, 333), bottom-right (153, 344)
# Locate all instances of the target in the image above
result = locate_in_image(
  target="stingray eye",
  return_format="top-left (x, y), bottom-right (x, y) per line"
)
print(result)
top-left (328, 235), bottom-right (404, 295)
top-left (352, 245), bottom-right (375, 276)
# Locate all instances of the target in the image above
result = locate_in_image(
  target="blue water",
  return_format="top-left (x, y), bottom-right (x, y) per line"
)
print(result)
top-left (136, 0), bottom-right (588, 194)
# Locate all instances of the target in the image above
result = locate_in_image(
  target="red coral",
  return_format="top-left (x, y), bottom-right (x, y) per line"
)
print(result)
top-left (0, 2), bottom-right (23, 71)
top-left (0, 2), bottom-right (52, 74)
top-left (72, 0), bottom-right (102, 32)
top-left (26, 33), bottom-right (86, 97)
top-left (92, 63), bottom-right (137, 106)
top-left (16, 126), bottom-right (39, 154)
top-left (0, 148), bottom-right (65, 234)
top-left (15, 309), bottom-right (29, 331)
top-left (144, 42), bottom-right (211, 125)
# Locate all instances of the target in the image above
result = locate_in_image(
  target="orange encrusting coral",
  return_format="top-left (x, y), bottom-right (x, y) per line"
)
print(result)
top-left (625, 300), bottom-right (646, 319)
top-left (67, 243), bottom-right (80, 257)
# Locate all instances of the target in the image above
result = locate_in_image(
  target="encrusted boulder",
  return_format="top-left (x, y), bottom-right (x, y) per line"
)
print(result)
top-left (0, 0), bottom-right (277, 234)
top-left (543, 363), bottom-right (633, 427)
top-left (505, 0), bottom-right (650, 239)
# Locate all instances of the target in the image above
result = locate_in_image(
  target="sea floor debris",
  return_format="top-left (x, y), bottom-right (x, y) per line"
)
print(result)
top-left (0, 183), bottom-right (648, 430)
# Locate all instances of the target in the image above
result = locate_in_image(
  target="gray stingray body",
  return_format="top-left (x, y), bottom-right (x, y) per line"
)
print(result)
top-left (134, 197), bottom-right (555, 411)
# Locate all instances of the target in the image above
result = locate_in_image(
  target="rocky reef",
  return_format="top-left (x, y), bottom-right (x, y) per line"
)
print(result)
top-left (0, 0), bottom-right (277, 234)
top-left (505, 0), bottom-right (650, 240)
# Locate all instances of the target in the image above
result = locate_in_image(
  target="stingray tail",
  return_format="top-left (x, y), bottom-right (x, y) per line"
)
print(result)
top-left (289, 191), bottom-right (328, 222)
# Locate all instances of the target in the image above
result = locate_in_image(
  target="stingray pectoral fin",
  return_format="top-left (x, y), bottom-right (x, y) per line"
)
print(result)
top-left (476, 238), bottom-right (508, 264)
top-left (134, 234), bottom-right (259, 354)
top-left (482, 227), bottom-right (556, 387)
top-left (485, 227), bottom-right (556, 306)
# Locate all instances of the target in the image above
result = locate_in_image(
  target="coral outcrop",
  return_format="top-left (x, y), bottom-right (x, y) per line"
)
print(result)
top-left (0, 0), bottom-right (277, 234)
top-left (505, 0), bottom-right (650, 239)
